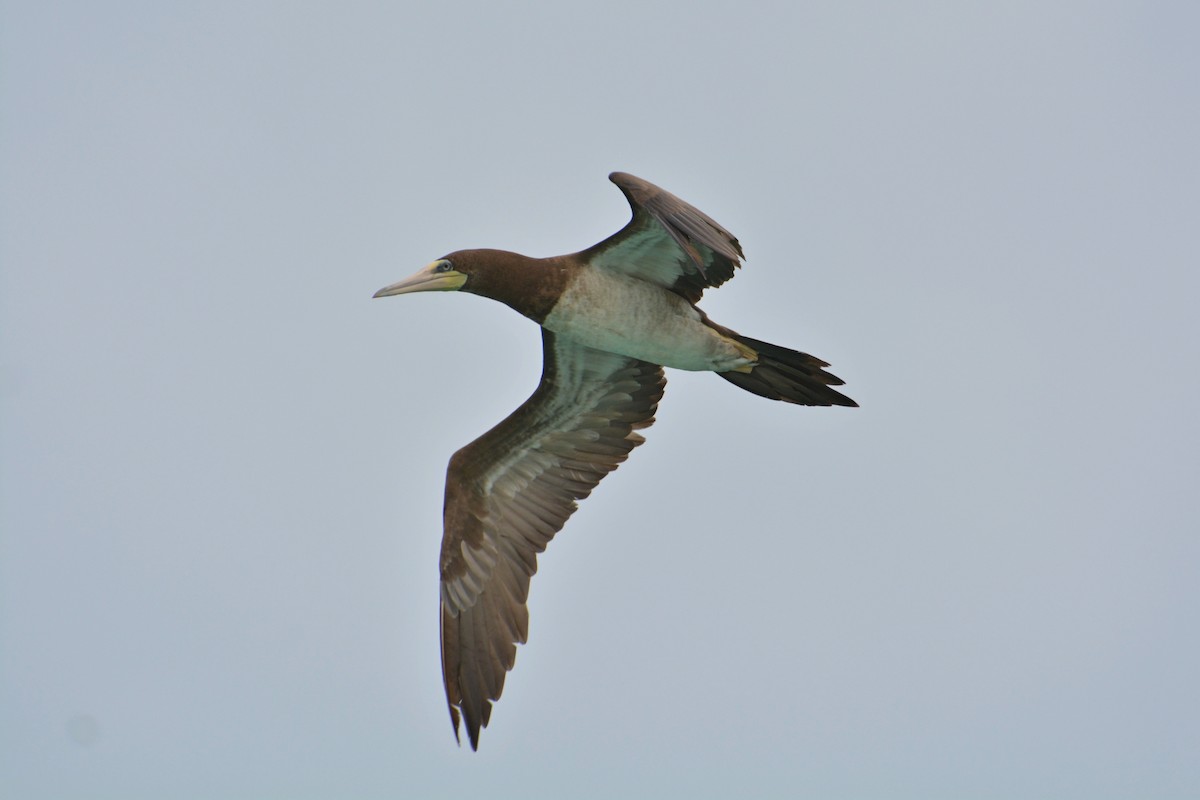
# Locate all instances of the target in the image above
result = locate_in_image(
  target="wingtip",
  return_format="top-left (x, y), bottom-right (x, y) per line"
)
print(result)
top-left (608, 171), bottom-right (648, 194)
top-left (449, 700), bottom-right (484, 751)
top-left (449, 703), bottom-right (463, 747)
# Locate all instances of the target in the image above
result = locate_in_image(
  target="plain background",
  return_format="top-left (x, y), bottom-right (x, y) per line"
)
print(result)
top-left (2, 2), bottom-right (1197, 798)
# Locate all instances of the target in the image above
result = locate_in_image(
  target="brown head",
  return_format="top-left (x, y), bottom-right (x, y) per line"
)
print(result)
top-left (373, 249), bottom-right (571, 323)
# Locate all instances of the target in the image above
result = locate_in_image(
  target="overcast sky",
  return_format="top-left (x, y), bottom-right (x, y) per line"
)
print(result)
top-left (2, 2), bottom-right (1198, 798)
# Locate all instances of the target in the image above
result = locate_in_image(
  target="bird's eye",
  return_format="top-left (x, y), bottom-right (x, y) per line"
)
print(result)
top-left (435, 260), bottom-right (453, 273)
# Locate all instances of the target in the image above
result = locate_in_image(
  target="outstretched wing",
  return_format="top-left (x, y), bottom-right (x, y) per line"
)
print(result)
top-left (439, 329), bottom-right (666, 749)
top-left (576, 172), bottom-right (745, 303)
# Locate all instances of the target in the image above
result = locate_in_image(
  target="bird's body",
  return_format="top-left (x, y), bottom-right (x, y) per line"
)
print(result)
top-left (544, 262), bottom-right (754, 372)
top-left (374, 172), bottom-right (856, 750)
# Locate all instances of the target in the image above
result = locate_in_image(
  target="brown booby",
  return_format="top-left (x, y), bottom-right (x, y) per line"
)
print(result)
top-left (374, 172), bottom-right (856, 750)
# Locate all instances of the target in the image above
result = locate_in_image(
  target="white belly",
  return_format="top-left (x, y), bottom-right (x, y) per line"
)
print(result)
top-left (541, 270), bottom-right (750, 372)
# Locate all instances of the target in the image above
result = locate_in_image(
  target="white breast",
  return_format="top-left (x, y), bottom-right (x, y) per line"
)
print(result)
top-left (541, 270), bottom-right (750, 372)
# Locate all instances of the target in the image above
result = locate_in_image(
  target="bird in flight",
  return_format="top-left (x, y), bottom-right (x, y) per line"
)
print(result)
top-left (374, 172), bottom-right (856, 749)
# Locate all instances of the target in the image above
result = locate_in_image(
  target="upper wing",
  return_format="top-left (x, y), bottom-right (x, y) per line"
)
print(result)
top-left (439, 330), bottom-right (666, 749)
top-left (576, 172), bottom-right (745, 303)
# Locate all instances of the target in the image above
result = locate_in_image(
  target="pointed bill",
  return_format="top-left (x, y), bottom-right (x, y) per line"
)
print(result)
top-left (373, 259), bottom-right (466, 297)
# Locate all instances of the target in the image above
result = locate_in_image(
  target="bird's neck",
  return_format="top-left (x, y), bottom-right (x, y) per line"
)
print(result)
top-left (463, 250), bottom-right (573, 324)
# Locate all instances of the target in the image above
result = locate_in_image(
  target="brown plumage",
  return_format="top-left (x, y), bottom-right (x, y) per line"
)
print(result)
top-left (374, 172), bottom-right (856, 750)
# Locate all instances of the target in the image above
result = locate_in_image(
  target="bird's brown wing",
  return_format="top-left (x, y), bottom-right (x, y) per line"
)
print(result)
top-left (576, 172), bottom-right (744, 303)
top-left (439, 329), bottom-right (665, 749)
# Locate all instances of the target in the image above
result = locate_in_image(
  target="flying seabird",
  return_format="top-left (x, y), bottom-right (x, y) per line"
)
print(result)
top-left (374, 172), bottom-right (856, 750)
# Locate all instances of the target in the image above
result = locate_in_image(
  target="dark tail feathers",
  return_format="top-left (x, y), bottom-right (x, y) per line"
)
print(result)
top-left (719, 334), bottom-right (858, 407)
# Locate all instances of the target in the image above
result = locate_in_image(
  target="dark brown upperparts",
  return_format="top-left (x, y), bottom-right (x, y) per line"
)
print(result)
top-left (443, 249), bottom-right (574, 324)
top-left (575, 172), bottom-right (743, 304)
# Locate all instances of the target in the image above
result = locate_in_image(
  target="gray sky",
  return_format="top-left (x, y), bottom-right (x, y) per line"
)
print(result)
top-left (2, 2), bottom-right (1198, 798)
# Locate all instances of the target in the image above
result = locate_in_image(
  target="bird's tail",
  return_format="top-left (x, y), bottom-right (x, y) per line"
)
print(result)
top-left (718, 334), bottom-right (858, 407)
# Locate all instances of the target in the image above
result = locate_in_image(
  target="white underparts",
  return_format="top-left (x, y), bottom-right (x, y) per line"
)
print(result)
top-left (541, 270), bottom-right (753, 372)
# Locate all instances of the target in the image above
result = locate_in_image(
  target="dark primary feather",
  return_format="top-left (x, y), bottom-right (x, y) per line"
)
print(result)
top-left (578, 172), bottom-right (744, 303)
top-left (439, 330), bottom-right (665, 749)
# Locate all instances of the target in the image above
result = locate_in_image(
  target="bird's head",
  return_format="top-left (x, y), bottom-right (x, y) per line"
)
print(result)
top-left (373, 249), bottom-right (563, 322)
